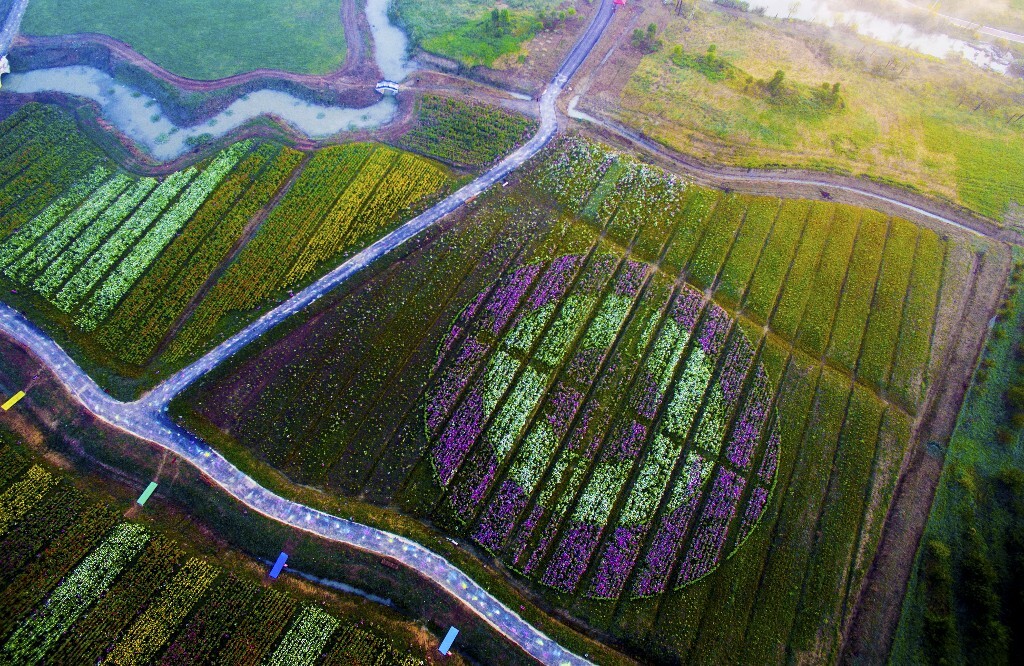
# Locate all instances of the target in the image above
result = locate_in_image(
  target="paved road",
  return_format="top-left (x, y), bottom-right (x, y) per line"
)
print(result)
top-left (0, 2), bottom-right (617, 664)
top-left (1, 0), bottom-right (29, 56)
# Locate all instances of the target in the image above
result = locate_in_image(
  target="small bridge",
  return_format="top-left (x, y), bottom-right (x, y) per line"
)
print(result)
top-left (375, 80), bottom-right (400, 95)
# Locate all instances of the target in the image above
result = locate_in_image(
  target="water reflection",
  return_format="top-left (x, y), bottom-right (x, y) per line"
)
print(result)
top-left (5, 66), bottom-right (397, 160)
top-left (747, 0), bottom-right (1011, 74)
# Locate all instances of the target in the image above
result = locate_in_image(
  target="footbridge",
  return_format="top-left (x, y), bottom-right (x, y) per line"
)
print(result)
top-left (375, 79), bottom-right (400, 95)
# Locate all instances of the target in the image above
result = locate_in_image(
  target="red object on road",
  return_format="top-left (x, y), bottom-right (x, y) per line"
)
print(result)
top-left (614, 0), bottom-right (626, 6)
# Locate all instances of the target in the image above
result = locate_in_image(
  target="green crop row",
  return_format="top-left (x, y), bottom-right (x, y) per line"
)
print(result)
top-left (769, 203), bottom-right (835, 340)
top-left (826, 210), bottom-right (889, 371)
top-left (795, 205), bottom-right (861, 357)
top-left (684, 192), bottom-right (746, 290)
top-left (715, 196), bottom-right (779, 309)
top-left (0, 446), bottom-right (428, 665)
top-left (96, 144), bottom-right (304, 366)
top-left (889, 229), bottom-right (945, 410)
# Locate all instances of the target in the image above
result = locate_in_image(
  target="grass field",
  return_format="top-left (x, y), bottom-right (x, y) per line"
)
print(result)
top-left (598, 3), bottom-right (1024, 225)
top-left (177, 135), bottom-right (973, 663)
top-left (0, 104), bottom-right (452, 391)
top-left (393, 0), bottom-right (566, 67)
top-left (893, 249), bottom-right (1024, 665)
top-left (22, 0), bottom-right (347, 80)
top-left (0, 439), bottom-right (433, 666)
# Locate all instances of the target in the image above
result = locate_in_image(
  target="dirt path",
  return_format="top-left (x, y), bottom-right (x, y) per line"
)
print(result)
top-left (840, 245), bottom-right (1012, 663)
top-left (570, 108), bottom-right (1017, 246)
top-left (153, 153), bottom-right (313, 360)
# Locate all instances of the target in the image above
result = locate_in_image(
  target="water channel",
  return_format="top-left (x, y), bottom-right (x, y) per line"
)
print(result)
top-left (2, 0), bottom-right (412, 160)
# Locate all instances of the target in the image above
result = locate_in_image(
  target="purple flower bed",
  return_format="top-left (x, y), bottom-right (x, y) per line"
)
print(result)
top-left (433, 383), bottom-right (485, 486)
top-left (615, 260), bottom-right (648, 296)
top-left (717, 334), bottom-right (755, 405)
top-left (447, 446), bottom-right (500, 523)
top-left (735, 486), bottom-right (770, 546)
top-left (578, 255), bottom-right (619, 294)
top-left (526, 255), bottom-right (583, 310)
top-left (588, 524), bottom-right (647, 599)
top-left (435, 288), bottom-right (489, 370)
top-left (759, 419), bottom-right (780, 486)
top-left (566, 347), bottom-right (604, 384)
top-left (426, 337), bottom-right (488, 432)
top-left (540, 521), bottom-right (603, 592)
top-left (605, 420), bottom-right (647, 460)
top-left (672, 286), bottom-right (705, 331)
top-left (632, 499), bottom-right (702, 597)
top-left (510, 505), bottom-right (546, 568)
top-left (473, 480), bottom-right (530, 552)
top-left (726, 367), bottom-right (772, 470)
top-left (697, 304), bottom-right (731, 357)
top-left (547, 383), bottom-right (585, 439)
top-left (525, 520), bottom-right (560, 575)
top-left (676, 468), bottom-right (746, 585)
top-left (483, 262), bottom-right (543, 334)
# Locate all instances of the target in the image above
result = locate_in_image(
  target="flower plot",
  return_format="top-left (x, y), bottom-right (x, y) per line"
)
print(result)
top-left (424, 252), bottom-right (780, 600)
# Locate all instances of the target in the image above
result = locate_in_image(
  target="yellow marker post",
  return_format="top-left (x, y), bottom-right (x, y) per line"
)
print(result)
top-left (2, 391), bottom-right (26, 411)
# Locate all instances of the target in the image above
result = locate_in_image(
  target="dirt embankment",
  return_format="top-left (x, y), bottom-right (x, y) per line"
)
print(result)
top-left (841, 242), bottom-right (1013, 663)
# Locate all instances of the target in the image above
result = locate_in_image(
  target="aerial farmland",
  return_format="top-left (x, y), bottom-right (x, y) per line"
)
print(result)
top-left (0, 1), bottom-right (1022, 664)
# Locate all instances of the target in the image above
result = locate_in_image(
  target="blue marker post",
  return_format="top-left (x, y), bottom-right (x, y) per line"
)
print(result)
top-left (439, 626), bottom-right (459, 655)
top-left (136, 482), bottom-right (158, 506)
top-left (269, 551), bottom-right (288, 579)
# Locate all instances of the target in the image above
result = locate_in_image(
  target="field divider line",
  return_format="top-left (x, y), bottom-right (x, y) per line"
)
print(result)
top-left (347, 214), bottom-right (531, 492)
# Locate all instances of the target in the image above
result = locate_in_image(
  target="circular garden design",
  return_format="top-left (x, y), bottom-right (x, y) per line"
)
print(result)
top-left (425, 252), bottom-right (779, 600)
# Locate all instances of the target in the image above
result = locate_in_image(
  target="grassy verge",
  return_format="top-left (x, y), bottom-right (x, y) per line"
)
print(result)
top-left (892, 247), bottom-right (1024, 664)
top-left (611, 3), bottom-right (1024, 224)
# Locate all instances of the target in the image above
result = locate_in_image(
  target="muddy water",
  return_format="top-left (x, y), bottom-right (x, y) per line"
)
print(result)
top-left (4, 66), bottom-right (398, 160)
top-left (365, 0), bottom-right (413, 82)
top-left (747, 0), bottom-right (1011, 73)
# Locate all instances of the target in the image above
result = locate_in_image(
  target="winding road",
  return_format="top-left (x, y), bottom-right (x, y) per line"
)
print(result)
top-left (0, 1), bottom-right (617, 664)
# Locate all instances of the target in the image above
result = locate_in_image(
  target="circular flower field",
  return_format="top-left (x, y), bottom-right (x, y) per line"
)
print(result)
top-left (425, 253), bottom-right (780, 600)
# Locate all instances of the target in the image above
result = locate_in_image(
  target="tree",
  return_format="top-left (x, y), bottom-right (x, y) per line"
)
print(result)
top-left (706, 44), bottom-right (717, 66)
top-left (765, 69), bottom-right (786, 96)
top-left (631, 23), bottom-right (664, 54)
